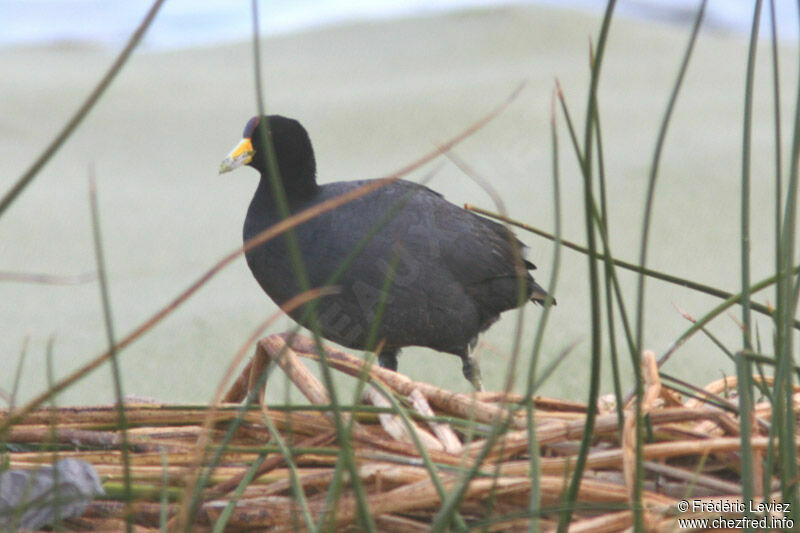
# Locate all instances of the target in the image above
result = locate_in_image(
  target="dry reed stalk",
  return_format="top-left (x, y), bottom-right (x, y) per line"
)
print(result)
top-left (278, 333), bottom-right (521, 427)
top-left (223, 355), bottom-right (260, 404)
top-left (0, 404), bottom-right (329, 436)
top-left (1, 334), bottom-right (795, 531)
top-left (642, 460), bottom-right (742, 494)
top-left (408, 388), bottom-right (462, 454)
top-left (257, 337), bottom-right (330, 408)
top-left (535, 475), bottom-right (674, 508)
top-left (207, 476), bottom-right (533, 530)
top-left (205, 431), bottom-right (336, 498)
top-left (568, 510), bottom-right (634, 532)
top-left (473, 390), bottom-right (588, 413)
top-left (373, 514), bottom-right (430, 532)
top-left (622, 351), bottom-right (660, 515)
top-left (683, 375), bottom-right (792, 409)
top-left (362, 385), bottom-right (443, 451)
top-left (351, 430), bottom-right (463, 467)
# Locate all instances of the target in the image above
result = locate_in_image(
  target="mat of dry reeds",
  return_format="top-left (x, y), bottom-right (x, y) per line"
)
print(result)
top-left (1, 333), bottom-right (796, 532)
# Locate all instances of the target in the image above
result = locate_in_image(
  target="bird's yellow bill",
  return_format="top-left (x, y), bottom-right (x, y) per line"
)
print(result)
top-left (219, 138), bottom-right (255, 174)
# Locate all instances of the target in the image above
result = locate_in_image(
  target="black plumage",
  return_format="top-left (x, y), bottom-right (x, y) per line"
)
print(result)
top-left (220, 115), bottom-right (552, 390)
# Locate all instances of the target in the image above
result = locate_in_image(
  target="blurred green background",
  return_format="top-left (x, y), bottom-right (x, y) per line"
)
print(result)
top-left (1, 4), bottom-right (796, 404)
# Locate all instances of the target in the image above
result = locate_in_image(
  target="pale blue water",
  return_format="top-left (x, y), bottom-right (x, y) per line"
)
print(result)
top-left (1, 0), bottom-right (798, 50)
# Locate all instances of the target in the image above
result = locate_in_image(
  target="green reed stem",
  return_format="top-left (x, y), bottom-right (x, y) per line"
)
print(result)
top-left (741, 0), bottom-right (762, 351)
top-left (526, 88), bottom-right (564, 533)
top-left (88, 175), bottom-right (133, 533)
top-left (558, 2), bottom-right (616, 530)
top-left (211, 453), bottom-right (267, 533)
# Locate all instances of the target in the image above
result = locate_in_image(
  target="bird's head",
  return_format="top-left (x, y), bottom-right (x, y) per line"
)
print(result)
top-left (219, 115), bottom-right (317, 195)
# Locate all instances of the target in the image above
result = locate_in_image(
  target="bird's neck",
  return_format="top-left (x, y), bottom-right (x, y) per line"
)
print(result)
top-left (255, 171), bottom-right (319, 207)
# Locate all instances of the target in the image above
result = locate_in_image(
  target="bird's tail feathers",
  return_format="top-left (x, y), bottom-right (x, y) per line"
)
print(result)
top-left (530, 281), bottom-right (556, 306)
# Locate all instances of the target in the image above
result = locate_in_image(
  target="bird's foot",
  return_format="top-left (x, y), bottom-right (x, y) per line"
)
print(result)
top-left (462, 354), bottom-right (485, 392)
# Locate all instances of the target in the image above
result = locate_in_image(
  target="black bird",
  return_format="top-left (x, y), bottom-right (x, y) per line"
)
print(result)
top-left (220, 115), bottom-right (552, 390)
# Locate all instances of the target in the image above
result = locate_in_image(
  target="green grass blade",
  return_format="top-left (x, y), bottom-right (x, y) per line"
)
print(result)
top-left (159, 448), bottom-right (169, 533)
top-left (635, 0), bottom-right (706, 360)
top-left (737, 353), bottom-right (756, 526)
top-left (632, 3), bottom-right (706, 529)
top-left (88, 175), bottom-right (133, 532)
top-left (558, 1), bottom-right (617, 530)
top-left (740, 0), bottom-right (763, 351)
top-left (526, 92), bottom-right (564, 531)
top-left (211, 453), bottom-right (268, 533)
top-left (466, 205), bottom-right (799, 329)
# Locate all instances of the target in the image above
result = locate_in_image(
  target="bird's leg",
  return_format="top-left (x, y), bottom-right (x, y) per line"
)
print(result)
top-left (461, 352), bottom-right (484, 392)
top-left (378, 349), bottom-right (398, 372)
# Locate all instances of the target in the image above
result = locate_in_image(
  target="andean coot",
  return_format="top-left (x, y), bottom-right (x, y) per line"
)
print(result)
top-left (219, 115), bottom-right (552, 390)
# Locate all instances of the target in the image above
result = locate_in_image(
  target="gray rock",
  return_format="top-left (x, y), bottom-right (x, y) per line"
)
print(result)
top-left (0, 458), bottom-right (104, 531)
